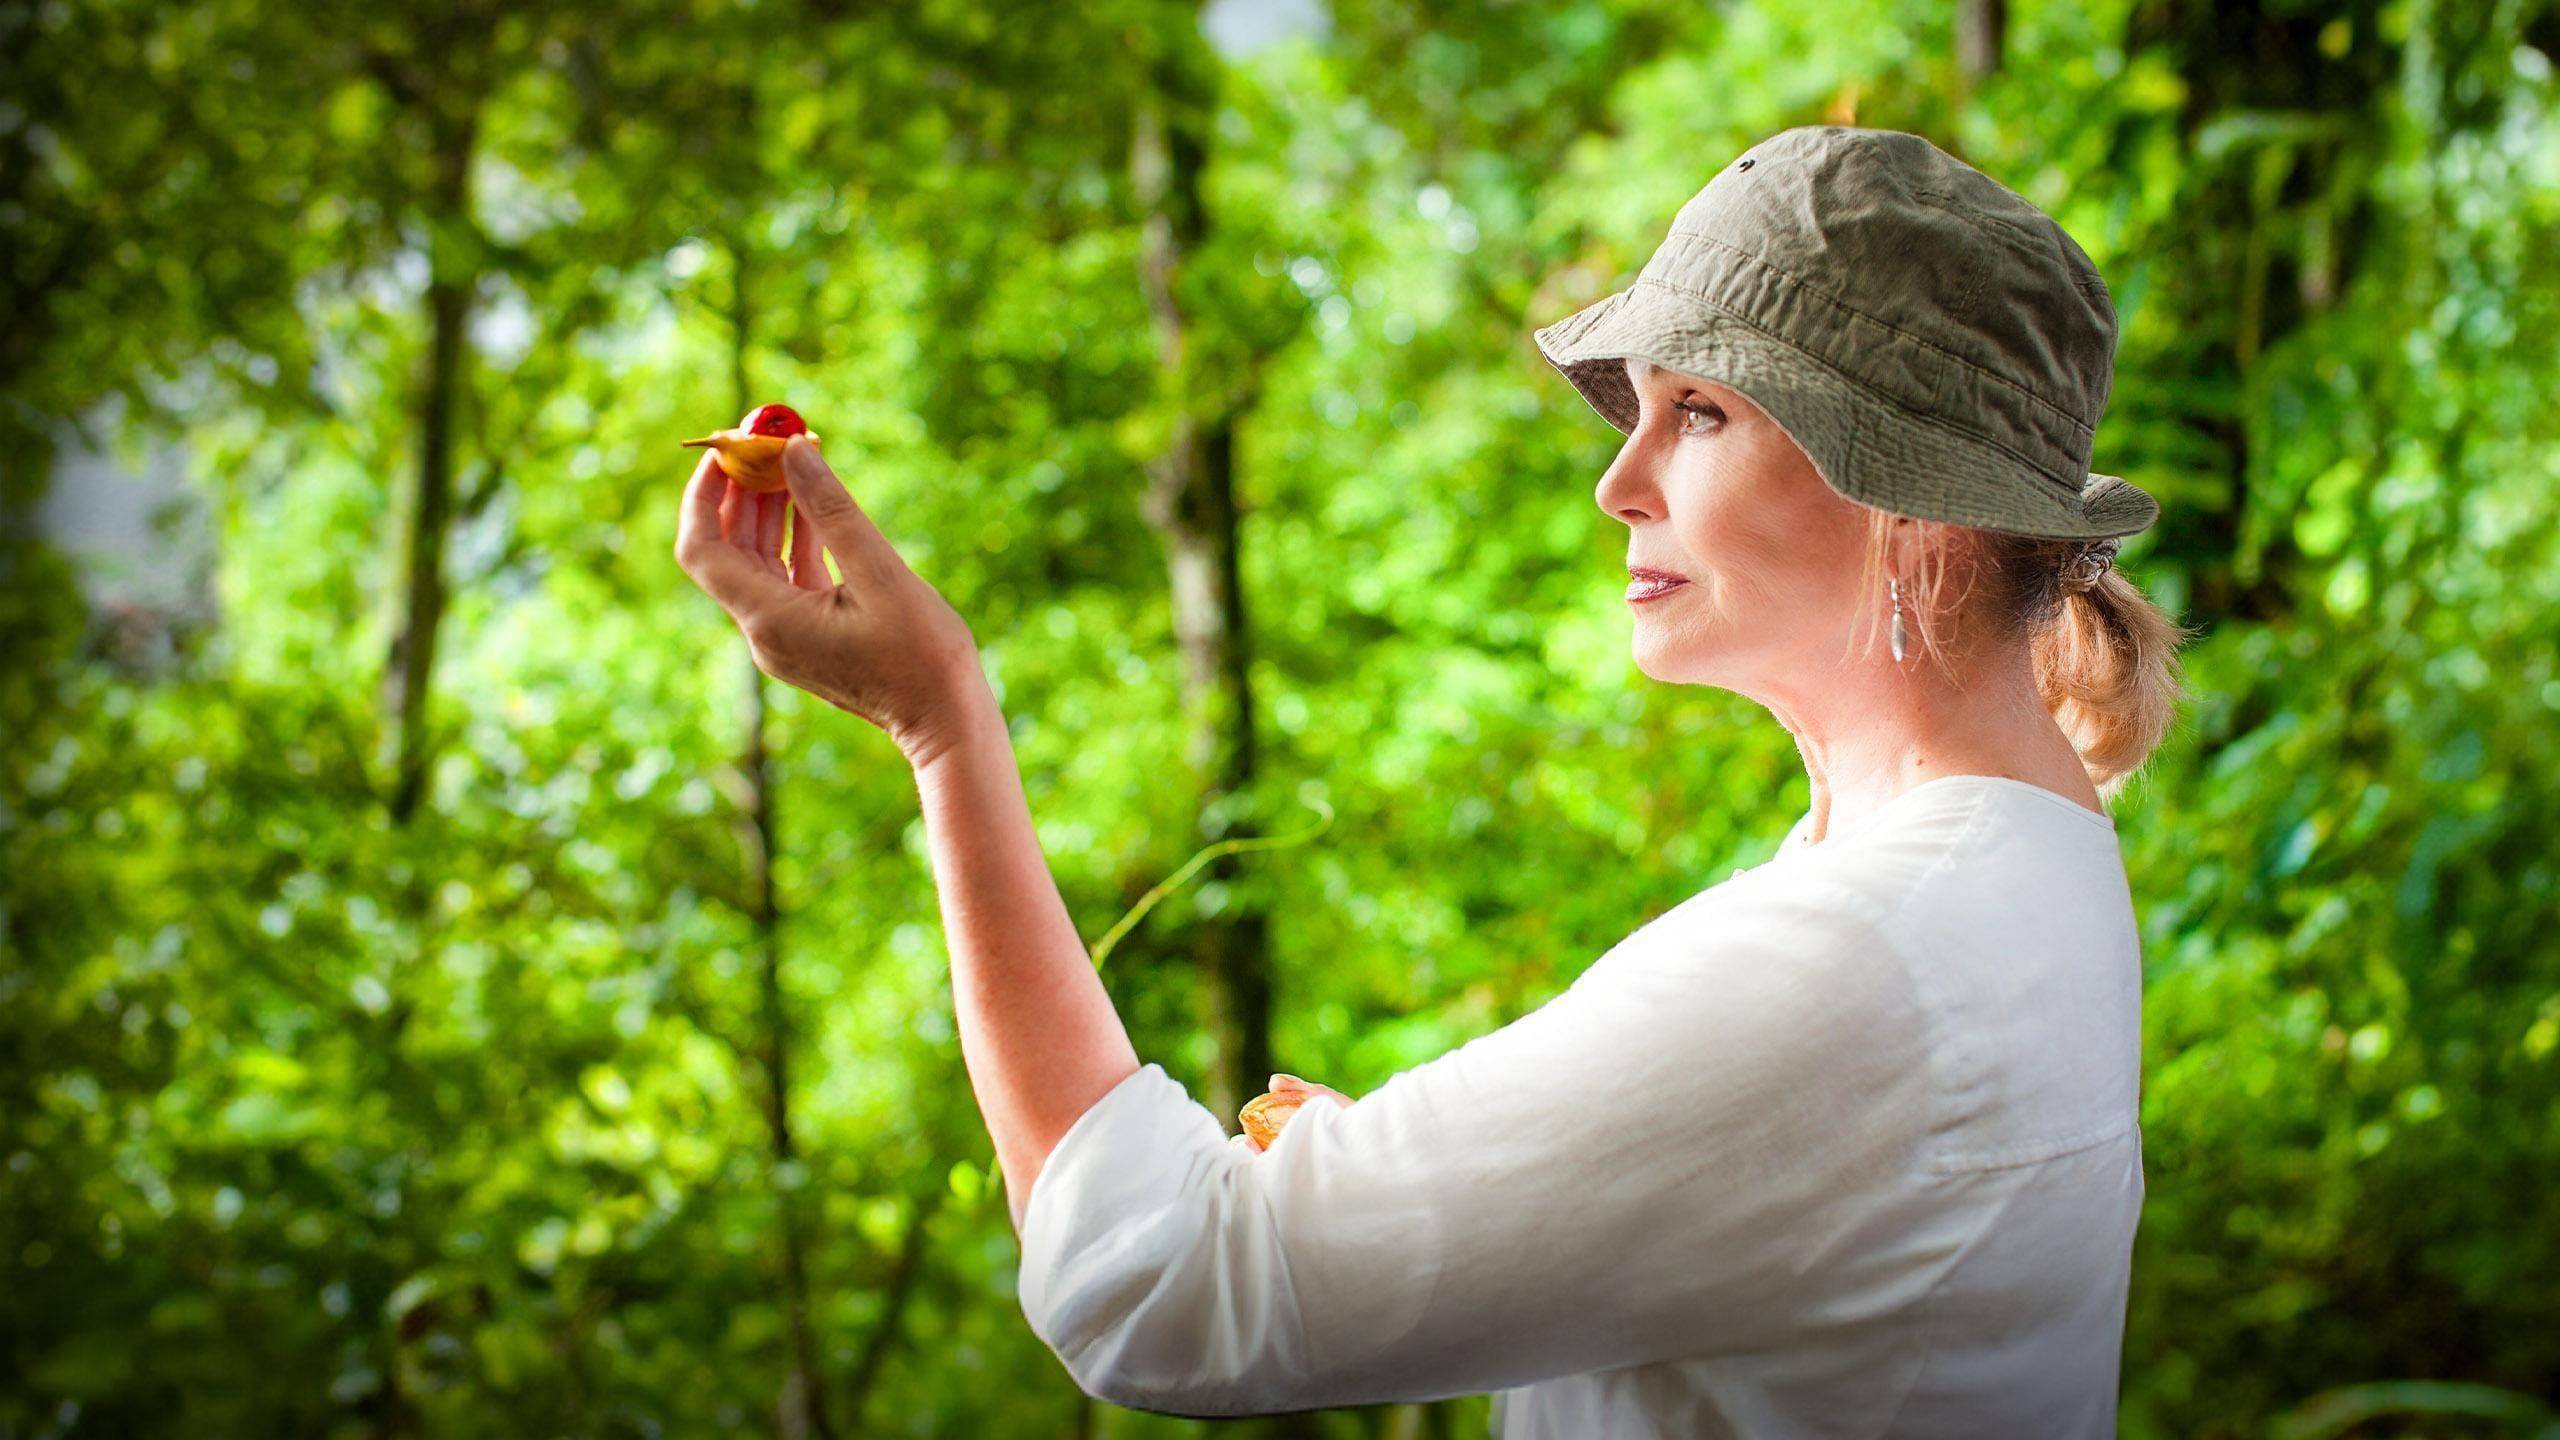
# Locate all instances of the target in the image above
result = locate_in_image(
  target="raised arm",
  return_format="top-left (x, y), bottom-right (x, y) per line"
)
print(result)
top-left (671, 434), bottom-right (1144, 1233)
top-left (911, 693), bottom-right (1143, 1233)
top-left (1014, 877), bottom-right (1938, 1416)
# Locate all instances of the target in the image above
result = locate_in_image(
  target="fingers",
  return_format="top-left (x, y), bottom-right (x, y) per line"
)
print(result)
top-left (701, 452), bottom-right (783, 581)
top-left (780, 436), bottom-right (900, 578)
top-left (1270, 1073), bottom-right (1352, 1106)
top-left (717, 466), bottom-right (747, 543)
top-left (678, 450), bottom-right (790, 615)
top-left (684, 449), bottom-right (734, 548)
top-left (753, 491), bottom-right (788, 577)
top-left (786, 503), bottom-right (831, 591)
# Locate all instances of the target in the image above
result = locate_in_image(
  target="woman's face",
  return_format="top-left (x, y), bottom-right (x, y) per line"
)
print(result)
top-left (1593, 358), bottom-right (1880, 691)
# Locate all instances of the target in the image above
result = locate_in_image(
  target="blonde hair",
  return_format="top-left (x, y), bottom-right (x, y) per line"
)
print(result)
top-left (1847, 508), bottom-right (2198, 803)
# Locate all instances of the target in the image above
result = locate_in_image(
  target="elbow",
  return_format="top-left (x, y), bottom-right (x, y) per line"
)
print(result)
top-left (1058, 1356), bottom-right (1269, 1419)
top-left (1022, 1198), bottom-right (1318, 1417)
top-left (1031, 1280), bottom-right (1313, 1418)
top-left (1014, 1072), bottom-right (1324, 1414)
top-left (1055, 1326), bottom-right (1350, 1419)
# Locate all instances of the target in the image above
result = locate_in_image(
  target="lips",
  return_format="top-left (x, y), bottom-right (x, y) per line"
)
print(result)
top-left (1626, 565), bottom-right (1691, 602)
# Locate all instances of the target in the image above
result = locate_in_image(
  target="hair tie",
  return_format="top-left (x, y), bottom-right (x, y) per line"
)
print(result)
top-left (2060, 537), bottom-right (2120, 595)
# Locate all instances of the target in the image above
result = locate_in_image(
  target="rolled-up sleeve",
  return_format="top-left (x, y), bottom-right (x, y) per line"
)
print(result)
top-left (1014, 877), bottom-right (1930, 1417)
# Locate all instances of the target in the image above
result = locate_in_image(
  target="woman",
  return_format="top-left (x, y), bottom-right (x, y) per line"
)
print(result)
top-left (674, 124), bottom-right (2192, 1436)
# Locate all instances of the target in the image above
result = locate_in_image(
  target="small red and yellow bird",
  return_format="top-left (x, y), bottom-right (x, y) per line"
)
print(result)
top-left (682, 402), bottom-right (819, 492)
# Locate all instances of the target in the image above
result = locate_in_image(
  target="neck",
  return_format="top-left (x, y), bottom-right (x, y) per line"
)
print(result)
top-left (1759, 634), bottom-right (2092, 847)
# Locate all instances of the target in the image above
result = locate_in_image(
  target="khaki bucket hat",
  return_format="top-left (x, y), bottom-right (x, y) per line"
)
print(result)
top-left (1533, 124), bottom-right (2158, 542)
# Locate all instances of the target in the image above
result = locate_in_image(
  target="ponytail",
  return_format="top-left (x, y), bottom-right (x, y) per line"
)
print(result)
top-left (1854, 510), bottom-right (2198, 802)
top-left (2029, 566), bottom-right (2196, 800)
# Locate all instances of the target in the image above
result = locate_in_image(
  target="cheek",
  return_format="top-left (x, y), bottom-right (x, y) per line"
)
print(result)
top-left (1663, 456), bottom-right (1734, 551)
top-left (1666, 437), bottom-right (1846, 591)
top-left (1668, 481), bottom-right (1786, 578)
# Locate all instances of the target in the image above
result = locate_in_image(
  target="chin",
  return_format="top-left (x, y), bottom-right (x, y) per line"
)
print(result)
top-left (1629, 636), bottom-right (1697, 685)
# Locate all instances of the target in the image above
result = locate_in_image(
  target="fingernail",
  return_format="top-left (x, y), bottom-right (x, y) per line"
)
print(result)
top-left (784, 437), bottom-right (821, 474)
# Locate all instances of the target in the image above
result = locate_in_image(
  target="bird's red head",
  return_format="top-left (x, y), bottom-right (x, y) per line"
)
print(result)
top-left (743, 403), bottom-right (808, 438)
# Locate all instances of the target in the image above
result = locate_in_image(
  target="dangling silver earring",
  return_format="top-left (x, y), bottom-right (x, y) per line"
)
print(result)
top-left (1889, 574), bottom-right (1907, 663)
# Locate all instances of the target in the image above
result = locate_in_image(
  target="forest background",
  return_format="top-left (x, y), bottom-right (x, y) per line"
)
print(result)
top-left (5, 0), bottom-right (2558, 1435)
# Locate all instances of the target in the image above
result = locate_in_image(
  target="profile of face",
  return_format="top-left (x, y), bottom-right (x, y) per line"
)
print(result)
top-left (1594, 358), bottom-right (1885, 695)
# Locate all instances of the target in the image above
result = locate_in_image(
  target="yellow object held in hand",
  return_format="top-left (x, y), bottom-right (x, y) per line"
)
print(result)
top-left (681, 402), bottom-right (819, 493)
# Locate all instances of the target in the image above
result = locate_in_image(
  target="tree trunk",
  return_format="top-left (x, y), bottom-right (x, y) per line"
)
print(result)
top-left (1956, 0), bottom-right (2006, 80)
top-left (380, 120), bottom-right (476, 824)
top-left (1128, 87), bottom-right (1274, 1130)
top-left (371, 110), bottom-right (478, 1440)
top-left (841, 1184), bottom-right (942, 1432)
top-left (729, 244), bottom-right (840, 1440)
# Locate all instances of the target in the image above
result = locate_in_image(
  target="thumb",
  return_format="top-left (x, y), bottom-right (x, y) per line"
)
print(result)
top-left (780, 436), bottom-right (898, 577)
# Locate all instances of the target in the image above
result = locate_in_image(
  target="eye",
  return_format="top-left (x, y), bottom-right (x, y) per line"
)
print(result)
top-left (1675, 399), bottom-right (1725, 437)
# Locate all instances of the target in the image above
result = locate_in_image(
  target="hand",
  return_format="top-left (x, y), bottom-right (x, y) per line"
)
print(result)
top-left (1241, 1073), bottom-right (1357, 1154)
top-left (675, 433), bottom-right (985, 766)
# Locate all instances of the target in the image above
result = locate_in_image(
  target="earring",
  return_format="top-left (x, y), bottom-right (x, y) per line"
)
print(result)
top-left (1889, 574), bottom-right (1907, 663)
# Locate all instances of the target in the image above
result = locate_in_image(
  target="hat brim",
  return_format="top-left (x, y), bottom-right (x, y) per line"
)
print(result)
top-left (1532, 282), bottom-right (2158, 542)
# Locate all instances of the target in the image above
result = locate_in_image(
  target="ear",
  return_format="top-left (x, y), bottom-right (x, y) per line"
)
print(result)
top-left (1880, 515), bottom-right (1914, 575)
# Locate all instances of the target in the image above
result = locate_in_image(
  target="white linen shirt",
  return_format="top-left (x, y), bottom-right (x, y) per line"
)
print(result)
top-left (1014, 773), bottom-right (2145, 1437)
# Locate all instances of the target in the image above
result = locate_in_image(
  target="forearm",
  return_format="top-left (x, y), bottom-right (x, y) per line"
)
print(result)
top-left (908, 679), bottom-right (1140, 1235)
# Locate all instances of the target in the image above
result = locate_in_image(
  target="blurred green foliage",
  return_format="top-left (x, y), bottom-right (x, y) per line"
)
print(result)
top-left (4, 0), bottom-right (2558, 1436)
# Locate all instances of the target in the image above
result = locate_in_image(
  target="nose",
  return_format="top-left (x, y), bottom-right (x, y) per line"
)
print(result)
top-left (1593, 430), bottom-right (1660, 525)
